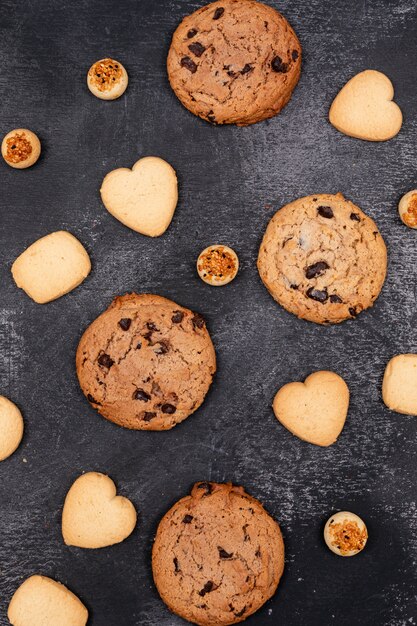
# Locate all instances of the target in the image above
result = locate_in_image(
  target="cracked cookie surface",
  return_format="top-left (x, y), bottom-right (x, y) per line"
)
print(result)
top-left (152, 482), bottom-right (284, 625)
top-left (257, 193), bottom-right (387, 324)
top-left (76, 294), bottom-right (216, 430)
top-left (167, 0), bottom-right (301, 126)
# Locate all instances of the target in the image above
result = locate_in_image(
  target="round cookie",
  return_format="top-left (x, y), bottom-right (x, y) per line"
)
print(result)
top-left (76, 294), bottom-right (216, 430)
top-left (152, 482), bottom-right (284, 625)
top-left (87, 58), bottom-right (128, 100)
top-left (0, 396), bottom-right (24, 461)
top-left (1, 128), bottom-right (41, 169)
top-left (324, 511), bottom-right (368, 557)
top-left (167, 0), bottom-right (301, 126)
top-left (257, 193), bottom-right (387, 324)
top-left (197, 245), bottom-right (239, 286)
top-left (398, 189), bottom-right (417, 228)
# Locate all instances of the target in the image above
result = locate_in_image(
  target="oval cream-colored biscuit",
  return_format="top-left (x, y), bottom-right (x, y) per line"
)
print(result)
top-left (382, 354), bottom-right (417, 415)
top-left (62, 472), bottom-right (137, 549)
top-left (0, 396), bottom-right (24, 461)
top-left (8, 575), bottom-right (88, 626)
top-left (11, 231), bottom-right (91, 304)
top-left (398, 190), bottom-right (417, 229)
top-left (100, 156), bottom-right (178, 237)
top-left (273, 370), bottom-right (349, 446)
top-left (329, 70), bottom-right (402, 141)
top-left (1, 129), bottom-right (41, 169)
top-left (324, 511), bottom-right (368, 557)
top-left (87, 58), bottom-right (128, 100)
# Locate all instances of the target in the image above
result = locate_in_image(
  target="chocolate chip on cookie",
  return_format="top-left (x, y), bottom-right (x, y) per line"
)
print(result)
top-left (317, 206), bottom-right (334, 218)
top-left (188, 42), bottom-right (206, 57)
top-left (167, 0), bottom-right (301, 126)
top-left (161, 403), bottom-right (176, 414)
top-left (171, 310), bottom-right (184, 323)
top-left (257, 193), bottom-right (387, 324)
top-left (180, 56), bottom-right (197, 73)
top-left (98, 353), bottom-right (114, 369)
top-left (152, 482), bottom-right (284, 625)
top-left (306, 287), bottom-right (328, 303)
top-left (133, 389), bottom-right (151, 402)
top-left (271, 55), bottom-right (288, 73)
top-left (192, 313), bottom-right (206, 329)
top-left (76, 294), bottom-right (216, 430)
top-left (305, 261), bottom-right (329, 279)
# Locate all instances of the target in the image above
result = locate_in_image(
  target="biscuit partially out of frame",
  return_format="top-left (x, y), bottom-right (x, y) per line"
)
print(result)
top-left (383, 354), bottom-right (417, 415)
top-left (8, 575), bottom-right (88, 626)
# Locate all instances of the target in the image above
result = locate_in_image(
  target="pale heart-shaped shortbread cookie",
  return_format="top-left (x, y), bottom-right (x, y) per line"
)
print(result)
top-left (329, 70), bottom-right (402, 141)
top-left (100, 156), bottom-right (178, 236)
top-left (273, 371), bottom-right (349, 447)
top-left (62, 472), bottom-right (137, 548)
top-left (8, 575), bottom-right (88, 626)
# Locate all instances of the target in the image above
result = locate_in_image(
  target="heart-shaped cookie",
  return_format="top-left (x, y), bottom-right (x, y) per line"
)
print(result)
top-left (329, 70), bottom-right (402, 141)
top-left (273, 371), bottom-right (349, 447)
top-left (8, 575), bottom-right (88, 626)
top-left (62, 472), bottom-right (137, 548)
top-left (100, 156), bottom-right (178, 237)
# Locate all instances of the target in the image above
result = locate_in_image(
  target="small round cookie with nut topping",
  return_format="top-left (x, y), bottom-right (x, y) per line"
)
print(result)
top-left (1, 129), bottom-right (41, 169)
top-left (197, 245), bottom-right (239, 286)
top-left (398, 190), bottom-right (417, 228)
top-left (324, 511), bottom-right (368, 557)
top-left (87, 58), bottom-right (128, 100)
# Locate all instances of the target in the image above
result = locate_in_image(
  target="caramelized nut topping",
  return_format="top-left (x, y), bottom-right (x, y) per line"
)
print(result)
top-left (89, 58), bottom-right (123, 91)
top-left (328, 519), bottom-right (367, 555)
top-left (5, 132), bottom-right (32, 163)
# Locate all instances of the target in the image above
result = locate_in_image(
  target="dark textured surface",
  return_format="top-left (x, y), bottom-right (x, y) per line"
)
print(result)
top-left (0, 0), bottom-right (416, 624)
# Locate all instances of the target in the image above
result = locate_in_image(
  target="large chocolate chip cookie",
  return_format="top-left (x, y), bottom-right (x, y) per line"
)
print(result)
top-left (152, 482), bottom-right (285, 625)
top-left (76, 294), bottom-right (216, 430)
top-left (167, 0), bottom-right (301, 126)
top-left (257, 193), bottom-right (387, 324)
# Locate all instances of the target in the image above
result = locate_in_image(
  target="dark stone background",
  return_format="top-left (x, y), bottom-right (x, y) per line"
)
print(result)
top-left (0, 0), bottom-right (416, 624)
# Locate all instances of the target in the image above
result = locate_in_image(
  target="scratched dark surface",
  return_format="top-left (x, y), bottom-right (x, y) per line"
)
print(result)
top-left (0, 0), bottom-right (416, 624)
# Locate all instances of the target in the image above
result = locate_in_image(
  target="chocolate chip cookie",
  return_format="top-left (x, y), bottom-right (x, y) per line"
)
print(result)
top-left (167, 0), bottom-right (301, 126)
top-left (76, 294), bottom-right (216, 430)
top-left (152, 482), bottom-right (284, 625)
top-left (257, 193), bottom-right (387, 324)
